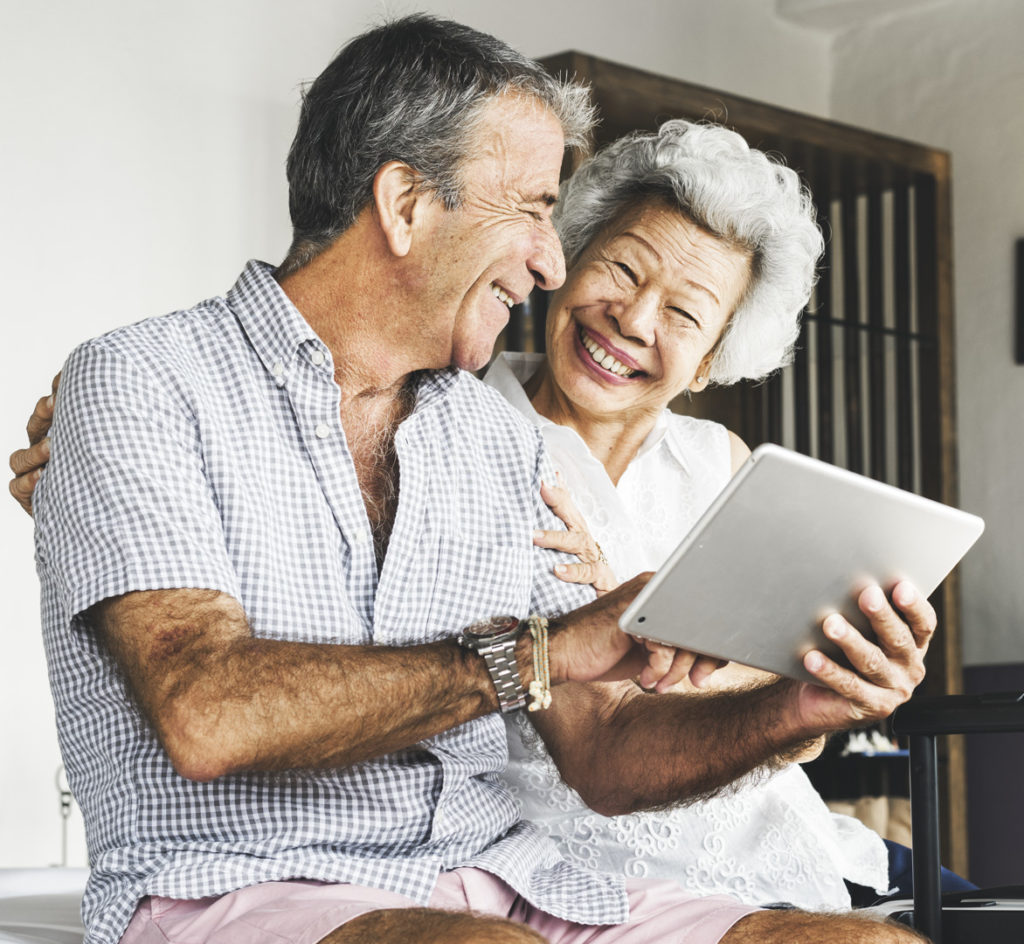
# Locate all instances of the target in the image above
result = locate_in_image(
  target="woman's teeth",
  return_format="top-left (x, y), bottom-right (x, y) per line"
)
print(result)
top-left (579, 328), bottom-right (636, 377)
top-left (491, 284), bottom-right (514, 308)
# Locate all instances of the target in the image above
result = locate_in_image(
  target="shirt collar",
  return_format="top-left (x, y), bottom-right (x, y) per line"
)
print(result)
top-left (412, 367), bottom-right (462, 409)
top-left (227, 259), bottom-right (461, 404)
top-left (227, 260), bottom-right (320, 385)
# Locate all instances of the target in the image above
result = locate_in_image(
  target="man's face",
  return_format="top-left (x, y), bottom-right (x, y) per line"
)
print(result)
top-left (412, 94), bottom-right (567, 372)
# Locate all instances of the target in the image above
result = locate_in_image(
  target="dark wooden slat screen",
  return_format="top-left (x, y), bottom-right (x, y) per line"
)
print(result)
top-left (812, 166), bottom-right (837, 464)
top-left (893, 183), bottom-right (916, 492)
top-left (867, 174), bottom-right (887, 483)
top-left (842, 181), bottom-right (865, 474)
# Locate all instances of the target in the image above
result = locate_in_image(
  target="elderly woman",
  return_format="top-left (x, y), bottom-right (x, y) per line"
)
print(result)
top-left (482, 119), bottom-right (891, 910)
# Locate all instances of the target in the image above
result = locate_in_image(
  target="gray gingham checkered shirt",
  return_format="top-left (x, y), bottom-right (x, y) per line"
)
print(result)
top-left (34, 261), bottom-right (627, 944)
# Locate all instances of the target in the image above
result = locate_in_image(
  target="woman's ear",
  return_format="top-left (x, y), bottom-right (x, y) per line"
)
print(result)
top-left (689, 353), bottom-right (715, 392)
top-left (372, 161), bottom-right (422, 258)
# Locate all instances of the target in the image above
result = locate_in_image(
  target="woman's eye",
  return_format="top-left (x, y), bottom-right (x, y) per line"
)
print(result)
top-left (614, 261), bottom-right (637, 283)
top-left (668, 306), bottom-right (698, 326)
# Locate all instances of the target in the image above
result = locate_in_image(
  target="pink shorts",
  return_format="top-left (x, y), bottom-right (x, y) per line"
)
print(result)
top-left (119, 868), bottom-right (759, 944)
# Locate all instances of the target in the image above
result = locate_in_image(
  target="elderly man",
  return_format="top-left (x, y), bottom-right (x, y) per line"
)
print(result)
top-left (10, 15), bottom-right (933, 944)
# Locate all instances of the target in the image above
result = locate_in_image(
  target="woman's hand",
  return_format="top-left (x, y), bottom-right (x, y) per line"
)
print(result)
top-left (9, 372), bottom-right (59, 516)
top-left (533, 476), bottom-right (618, 594)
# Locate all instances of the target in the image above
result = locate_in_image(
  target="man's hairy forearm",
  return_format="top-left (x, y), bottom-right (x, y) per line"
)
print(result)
top-left (92, 588), bottom-right (497, 781)
top-left (537, 679), bottom-right (820, 816)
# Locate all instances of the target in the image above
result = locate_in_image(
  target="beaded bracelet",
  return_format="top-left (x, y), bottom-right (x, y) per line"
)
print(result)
top-left (527, 615), bottom-right (552, 711)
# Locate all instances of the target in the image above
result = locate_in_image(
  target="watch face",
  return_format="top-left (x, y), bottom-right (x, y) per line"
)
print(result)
top-left (466, 615), bottom-right (520, 640)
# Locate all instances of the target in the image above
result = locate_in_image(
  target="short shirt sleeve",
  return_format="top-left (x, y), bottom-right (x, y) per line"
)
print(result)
top-left (34, 337), bottom-right (241, 620)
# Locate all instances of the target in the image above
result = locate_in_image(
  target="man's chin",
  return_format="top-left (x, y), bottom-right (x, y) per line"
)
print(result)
top-left (452, 344), bottom-right (500, 374)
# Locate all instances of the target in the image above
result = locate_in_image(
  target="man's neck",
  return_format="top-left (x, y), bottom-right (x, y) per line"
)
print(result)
top-left (276, 228), bottom-right (424, 401)
top-left (276, 228), bottom-right (427, 566)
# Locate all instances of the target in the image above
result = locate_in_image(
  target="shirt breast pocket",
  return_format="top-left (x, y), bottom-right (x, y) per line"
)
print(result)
top-left (425, 537), bottom-right (534, 638)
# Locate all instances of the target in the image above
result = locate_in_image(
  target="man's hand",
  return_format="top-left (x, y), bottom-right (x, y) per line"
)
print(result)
top-left (545, 574), bottom-right (725, 692)
top-left (8, 372), bottom-right (59, 515)
top-left (797, 580), bottom-right (936, 732)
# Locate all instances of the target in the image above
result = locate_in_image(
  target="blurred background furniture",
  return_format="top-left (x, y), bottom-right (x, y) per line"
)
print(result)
top-left (891, 690), bottom-right (1024, 942)
top-left (0, 869), bottom-right (86, 944)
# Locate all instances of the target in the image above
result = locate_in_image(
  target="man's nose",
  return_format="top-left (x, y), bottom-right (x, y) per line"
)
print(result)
top-left (528, 224), bottom-right (566, 291)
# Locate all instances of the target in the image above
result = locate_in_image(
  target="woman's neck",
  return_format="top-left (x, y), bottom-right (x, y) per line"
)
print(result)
top-left (526, 358), bottom-right (660, 486)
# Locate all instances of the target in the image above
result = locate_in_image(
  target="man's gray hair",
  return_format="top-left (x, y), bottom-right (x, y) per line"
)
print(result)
top-left (554, 120), bottom-right (824, 385)
top-left (279, 14), bottom-right (595, 277)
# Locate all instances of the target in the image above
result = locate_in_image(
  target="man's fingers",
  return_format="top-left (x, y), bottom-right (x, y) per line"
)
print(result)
top-left (795, 583), bottom-right (937, 732)
top-left (655, 649), bottom-right (711, 692)
top-left (637, 641), bottom-right (686, 690)
top-left (688, 656), bottom-right (729, 689)
top-left (26, 393), bottom-right (56, 446)
top-left (889, 581), bottom-right (937, 647)
top-left (821, 613), bottom-right (893, 686)
top-left (802, 649), bottom-right (879, 716)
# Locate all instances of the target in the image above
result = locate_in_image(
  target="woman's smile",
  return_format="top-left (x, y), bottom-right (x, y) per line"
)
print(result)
top-left (574, 324), bottom-right (644, 384)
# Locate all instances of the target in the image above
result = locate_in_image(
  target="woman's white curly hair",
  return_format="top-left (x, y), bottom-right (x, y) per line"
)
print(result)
top-left (553, 119), bottom-right (824, 385)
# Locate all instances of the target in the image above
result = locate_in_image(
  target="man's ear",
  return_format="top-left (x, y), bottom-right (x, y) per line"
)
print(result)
top-left (373, 161), bottom-right (423, 258)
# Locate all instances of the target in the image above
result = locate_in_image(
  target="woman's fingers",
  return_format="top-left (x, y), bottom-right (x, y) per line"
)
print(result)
top-left (9, 436), bottom-right (51, 516)
top-left (536, 480), bottom-right (611, 568)
top-left (536, 477), bottom-right (617, 595)
top-left (534, 527), bottom-right (593, 559)
top-left (553, 560), bottom-right (618, 594)
top-left (26, 387), bottom-right (57, 446)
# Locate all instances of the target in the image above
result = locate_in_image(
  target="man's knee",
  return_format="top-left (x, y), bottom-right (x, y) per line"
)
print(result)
top-left (320, 906), bottom-right (547, 944)
top-left (723, 908), bottom-right (929, 943)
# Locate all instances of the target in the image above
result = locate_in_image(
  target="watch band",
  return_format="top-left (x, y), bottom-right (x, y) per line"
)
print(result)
top-left (458, 617), bottom-right (528, 713)
top-left (477, 637), bottom-right (528, 713)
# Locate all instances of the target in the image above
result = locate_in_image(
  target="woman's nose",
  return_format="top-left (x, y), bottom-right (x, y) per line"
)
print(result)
top-left (611, 291), bottom-right (658, 345)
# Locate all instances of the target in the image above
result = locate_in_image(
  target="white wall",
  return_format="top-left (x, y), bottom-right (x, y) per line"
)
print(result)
top-left (825, 0), bottom-right (1024, 665)
top-left (0, 0), bottom-right (836, 868)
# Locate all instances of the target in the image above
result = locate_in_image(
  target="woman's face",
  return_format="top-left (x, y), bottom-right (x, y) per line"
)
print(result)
top-left (544, 201), bottom-right (752, 422)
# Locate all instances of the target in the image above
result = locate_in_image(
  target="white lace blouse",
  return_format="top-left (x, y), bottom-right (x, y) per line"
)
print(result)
top-left (482, 352), bottom-right (890, 910)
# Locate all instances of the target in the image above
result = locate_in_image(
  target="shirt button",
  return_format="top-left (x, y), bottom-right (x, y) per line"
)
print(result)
top-left (311, 349), bottom-right (326, 367)
top-left (272, 360), bottom-right (286, 387)
top-left (315, 423), bottom-right (331, 439)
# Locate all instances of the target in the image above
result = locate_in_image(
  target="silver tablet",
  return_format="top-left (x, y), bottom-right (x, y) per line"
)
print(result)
top-left (618, 443), bottom-right (985, 683)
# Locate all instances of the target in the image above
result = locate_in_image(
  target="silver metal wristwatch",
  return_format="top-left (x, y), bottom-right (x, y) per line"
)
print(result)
top-left (457, 615), bottom-right (528, 713)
